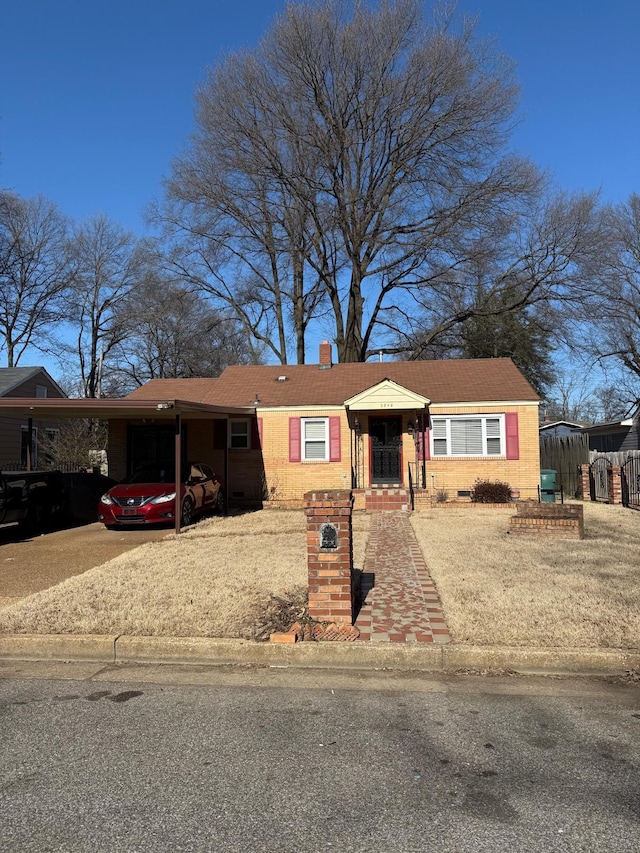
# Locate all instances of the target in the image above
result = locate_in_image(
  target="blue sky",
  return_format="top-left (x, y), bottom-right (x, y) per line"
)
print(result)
top-left (2, 0), bottom-right (638, 236)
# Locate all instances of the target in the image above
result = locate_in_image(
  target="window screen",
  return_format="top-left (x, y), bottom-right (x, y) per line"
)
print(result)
top-left (431, 416), bottom-right (504, 457)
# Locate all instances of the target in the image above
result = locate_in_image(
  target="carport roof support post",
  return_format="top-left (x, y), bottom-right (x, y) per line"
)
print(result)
top-left (175, 413), bottom-right (181, 535)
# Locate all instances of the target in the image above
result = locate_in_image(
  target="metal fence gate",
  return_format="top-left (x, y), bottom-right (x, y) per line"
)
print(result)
top-left (589, 456), bottom-right (612, 502)
top-left (621, 455), bottom-right (640, 510)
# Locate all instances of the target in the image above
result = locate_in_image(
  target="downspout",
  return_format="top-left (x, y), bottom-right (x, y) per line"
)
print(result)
top-left (223, 419), bottom-right (229, 514)
top-left (421, 407), bottom-right (428, 489)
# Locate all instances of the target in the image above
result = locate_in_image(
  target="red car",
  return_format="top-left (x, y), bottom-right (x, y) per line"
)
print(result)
top-left (98, 463), bottom-right (224, 528)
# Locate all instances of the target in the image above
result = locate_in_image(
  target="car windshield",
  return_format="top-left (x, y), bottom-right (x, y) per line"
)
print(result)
top-left (123, 467), bottom-right (176, 485)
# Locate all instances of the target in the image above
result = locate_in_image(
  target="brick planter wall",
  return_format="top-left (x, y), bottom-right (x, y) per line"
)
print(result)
top-left (304, 490), bottom-right (354, 625)
top-left (509, 501), bottom-right (584, 539)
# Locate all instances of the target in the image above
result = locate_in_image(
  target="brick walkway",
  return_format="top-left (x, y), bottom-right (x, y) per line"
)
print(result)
top-left (354, 512), bottom-right (451, 644)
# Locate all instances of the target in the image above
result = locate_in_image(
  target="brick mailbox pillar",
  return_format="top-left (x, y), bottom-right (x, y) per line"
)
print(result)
top-left (304, 489), bottom-right (354, 625)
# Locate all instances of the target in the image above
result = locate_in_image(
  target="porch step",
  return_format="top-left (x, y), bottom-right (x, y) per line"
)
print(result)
top-left (364, 488), bottom-right (410, 512)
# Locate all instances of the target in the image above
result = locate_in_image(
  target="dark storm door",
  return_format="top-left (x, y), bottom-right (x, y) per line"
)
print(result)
top-left (369, 416), bottom-right (402, 485)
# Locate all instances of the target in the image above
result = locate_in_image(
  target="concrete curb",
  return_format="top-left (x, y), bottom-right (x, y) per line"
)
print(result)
top-left (1, 634), bottom-right (639, 676)
top-left (0, 634), bottom-right (117, 662)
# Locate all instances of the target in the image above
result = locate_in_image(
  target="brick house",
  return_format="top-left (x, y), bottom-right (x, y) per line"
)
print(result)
top-left (118, 343), bottom-right (541, 508)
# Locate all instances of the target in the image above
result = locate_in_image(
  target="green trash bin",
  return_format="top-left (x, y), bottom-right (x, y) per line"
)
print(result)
top-left (540, 469), bottom-right (557, 503)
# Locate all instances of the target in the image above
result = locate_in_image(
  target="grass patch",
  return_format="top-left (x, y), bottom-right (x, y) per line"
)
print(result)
top-left (0, 511), bottom-right (370, 639)
top-left (2, 502), bottom-right (637, 649)
top-left (411, 502), bottom-right (640, 649)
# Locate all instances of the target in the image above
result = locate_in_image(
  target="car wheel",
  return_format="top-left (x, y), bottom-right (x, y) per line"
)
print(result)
top-left (215, 490), bottom-right (225, 514)
top-left (181, 496), bottom-right (194, 527)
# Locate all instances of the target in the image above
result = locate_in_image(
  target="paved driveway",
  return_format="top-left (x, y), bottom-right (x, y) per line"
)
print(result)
top-left (0, 523), bottom-right (171, 607)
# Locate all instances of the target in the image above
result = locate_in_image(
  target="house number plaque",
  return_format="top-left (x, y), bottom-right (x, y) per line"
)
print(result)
top-left (320, 522), bottom-right (338, 550)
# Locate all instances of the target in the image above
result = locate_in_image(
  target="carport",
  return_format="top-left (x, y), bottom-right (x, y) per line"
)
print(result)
top-left (0, 397), bottom-right (255, 535)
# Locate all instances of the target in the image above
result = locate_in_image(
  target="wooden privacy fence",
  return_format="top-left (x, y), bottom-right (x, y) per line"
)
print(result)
top-left (539, 433), bottom-right (590, 498)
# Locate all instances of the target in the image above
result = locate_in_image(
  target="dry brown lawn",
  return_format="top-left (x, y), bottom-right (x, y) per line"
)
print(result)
top-left (0, 510), bottom-right (370, 639)
top-left (1, 502), bottom-right (638, 649)
top-left (411, 502), bottom-right (640, 649)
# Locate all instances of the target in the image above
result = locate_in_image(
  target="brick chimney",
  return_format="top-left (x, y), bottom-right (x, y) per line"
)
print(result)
top-left (319, 340), bottom-right (333, 368)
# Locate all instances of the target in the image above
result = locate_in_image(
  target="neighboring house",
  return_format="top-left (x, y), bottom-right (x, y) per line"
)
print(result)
top-left (539, 420), bottom-right (584, 439)
top-left (579, 411), bottom-right (640, 453)
top-left (120, 343), bottom-right (541, 505)
top-left (0, 367), bottom-right (66, 469)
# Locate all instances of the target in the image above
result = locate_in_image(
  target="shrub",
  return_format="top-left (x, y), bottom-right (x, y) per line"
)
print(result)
top-left (435, 489), bottom-right (449, 503)
top-left (470, 479), bottom-right (512, 503)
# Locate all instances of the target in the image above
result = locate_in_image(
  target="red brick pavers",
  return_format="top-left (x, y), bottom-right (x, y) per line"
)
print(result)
top-left (354, 512), bottom-right (451, 644)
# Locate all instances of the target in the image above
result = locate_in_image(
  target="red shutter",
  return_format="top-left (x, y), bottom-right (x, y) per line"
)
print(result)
top-left (329, 416), bottom-right (341, 462)
top-left (423, 426), bottom-right (431, 461)
top-left (289, 418), bottom-right (301, 462)
top-left (251, 418), bottom-right (262, 450)
top-left (505, 413), bottom-right (519, 460)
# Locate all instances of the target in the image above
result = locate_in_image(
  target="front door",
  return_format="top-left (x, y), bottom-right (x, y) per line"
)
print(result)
top-left (369, 416), bottom-right (402, 485)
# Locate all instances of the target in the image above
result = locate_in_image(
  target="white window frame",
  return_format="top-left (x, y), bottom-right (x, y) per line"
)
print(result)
top-left (302, 417), bottom-right (329, 461)
top-left (228, 419), bottom-right (250, 450)
top-left (431, 414), bottom-right (505, 457)
top-left (35, 384), bottom-right (48, 398)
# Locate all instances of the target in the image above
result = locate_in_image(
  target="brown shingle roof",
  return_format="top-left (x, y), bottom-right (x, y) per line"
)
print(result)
top-left (126, 378), bottom-right (218, 403)
top-left (127, 359), bottom-right (538, 408)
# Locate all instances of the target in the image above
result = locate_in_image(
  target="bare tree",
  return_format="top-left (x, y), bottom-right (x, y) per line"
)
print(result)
top-left (162, 163), bottom-right (327, 364)
top-left (38, 419), bottom-right (108, 471)
top-left (65, 214), bottom-right (144, 397)
top-left (162, 0), bottom-right (597, 363)
top-left (110, 268), bottom-right (255, 391)
top-left (0, 192), bottom-right (72, 366)
top-left (576, 194), bottom-right (640, 406)
top-left (541, 362), bottom-right (630, 424)
top-left (394, 191), bottom-right (602, 361)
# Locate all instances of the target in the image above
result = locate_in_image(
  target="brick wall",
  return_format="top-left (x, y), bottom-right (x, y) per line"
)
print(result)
top-left (261, 408), bottom-right (352, 500)
top-left (261, 402), bottom-right (541, 502)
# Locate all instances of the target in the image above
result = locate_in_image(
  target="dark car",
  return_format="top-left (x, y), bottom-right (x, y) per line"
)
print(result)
top-left (98, 463), bottom-right (224, 528)
top-left (0, 469), bottom-right (67, 533)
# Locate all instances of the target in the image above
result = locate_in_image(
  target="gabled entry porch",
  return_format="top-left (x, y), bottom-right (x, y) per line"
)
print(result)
top-left (344, 378), bottom-right (430, 510)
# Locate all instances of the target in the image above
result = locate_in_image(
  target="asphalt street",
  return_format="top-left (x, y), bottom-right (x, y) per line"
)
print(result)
top-left (1, 665), bottom-right (639, 852)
